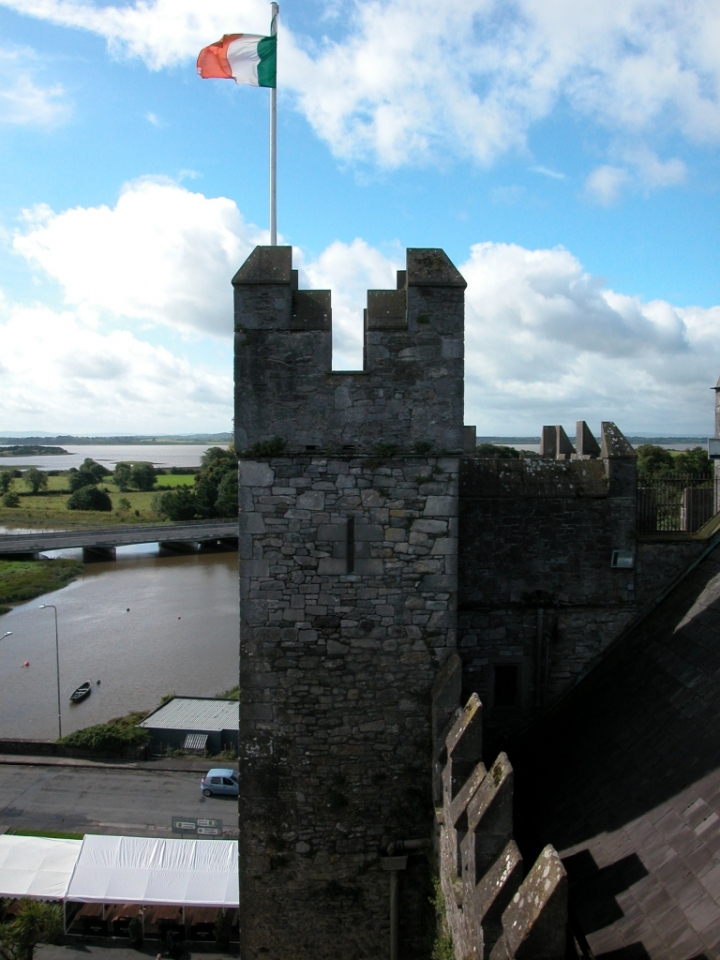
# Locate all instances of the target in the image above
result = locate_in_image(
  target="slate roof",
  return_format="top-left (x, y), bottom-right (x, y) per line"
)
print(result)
top-left (513, 537), bottom-right (720, 960)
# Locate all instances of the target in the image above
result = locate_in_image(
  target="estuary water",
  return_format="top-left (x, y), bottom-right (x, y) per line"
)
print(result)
top-left (0, 443), bottom-right (226, 471)
top-left (0, 548), bottom-right (238, 740)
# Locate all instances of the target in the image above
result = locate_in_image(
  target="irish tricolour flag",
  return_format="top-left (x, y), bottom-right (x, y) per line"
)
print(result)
top-left (197, 34), bottom-right (276, 87)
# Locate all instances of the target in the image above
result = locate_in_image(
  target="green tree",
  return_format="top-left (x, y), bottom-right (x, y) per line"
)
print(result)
top-left (114, 462), bottom-right (133, 491)
top-left (193, 446), bottom-right (238, 517)
top-left (0, 898), bottom-right (63, 960)
top-left (0, 473), bottom-right (12, 495)
top-left (130, 462), bottom-right (156, 491)
top-left (23, 468), bottom-right (47, 495)
top-left (476, 443), bottom-right (521, 459)
top-left (69, 458), bottom-right (109, 493)
top-left (68, 470), bottom-right (95, 493)
top-left (156, 488), bottom-right (197, 521)
top-left (636, 444), bottom-right (675, 478)
top-left (675, 446), bottom-right (712, 477)
top-left (215, 470), bottom-right (238, 517)
top-left (67, 485), bottom-right (112, 511)
top-left (2, 492), bottom-right (19, 508)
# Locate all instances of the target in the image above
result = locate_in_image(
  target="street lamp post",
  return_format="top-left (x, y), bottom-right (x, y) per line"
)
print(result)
top-left (39, 605), bottom-right (62, 738)
top-left (0, 632), bottom-right (11, 642)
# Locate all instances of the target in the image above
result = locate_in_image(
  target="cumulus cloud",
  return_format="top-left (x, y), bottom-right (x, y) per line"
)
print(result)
top-left (4, 0), bottom-right (720, 170)
top-left (7, 180), bottom-right (720, 434)
top-left (0, 299), bottom-right (232, 432)
top-left (14, 177), bottom-right (266, 336)
top-left (0, 0), bottom-right (272, 68)
top-left (585, 148), bottom-right (686, 204)
top-left (459, 242), bottom-right (720, 434)
top-left (0, 45), bottom-right (69, 126)
top-left (299, 238), bottom-right (401, 369)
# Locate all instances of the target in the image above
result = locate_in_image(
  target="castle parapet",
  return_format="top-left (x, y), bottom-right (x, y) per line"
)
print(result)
top-left (233, 246), bottom-right (466, 455)
top-left (434, 654), bottom-right (568, 960)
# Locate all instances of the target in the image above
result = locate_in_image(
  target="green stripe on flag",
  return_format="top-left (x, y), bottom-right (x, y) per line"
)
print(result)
top-left (257, 35), bottom-right (276, 88)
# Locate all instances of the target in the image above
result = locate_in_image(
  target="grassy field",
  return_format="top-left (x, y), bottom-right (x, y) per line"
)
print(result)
top-left (0, 558), bottom-right (84, 614)
top-left (0, 472), bottom-right (195, 529)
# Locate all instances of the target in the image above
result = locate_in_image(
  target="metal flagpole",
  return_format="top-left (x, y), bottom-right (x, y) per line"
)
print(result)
top-left (270, 2), bottom-right (278, 245)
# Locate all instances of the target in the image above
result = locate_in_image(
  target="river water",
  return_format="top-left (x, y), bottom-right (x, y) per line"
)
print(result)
top-left (0, 444), bottom-right (226, 472)
top-left (0, 547), bottom-right (238, 740)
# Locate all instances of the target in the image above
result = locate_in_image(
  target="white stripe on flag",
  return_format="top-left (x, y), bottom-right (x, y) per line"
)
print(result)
top-left (227, 35), bottom-right (264, 86)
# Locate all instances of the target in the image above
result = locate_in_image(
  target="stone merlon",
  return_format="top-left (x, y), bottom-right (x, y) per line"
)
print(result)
top-left (233, 246), bottom-right (466, 455)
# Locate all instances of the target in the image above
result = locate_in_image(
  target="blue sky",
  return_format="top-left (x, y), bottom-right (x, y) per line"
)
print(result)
top-left (1, 0), bottom-right (720, 436)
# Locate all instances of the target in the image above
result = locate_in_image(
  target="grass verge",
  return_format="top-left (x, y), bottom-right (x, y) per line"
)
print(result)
top-left (8, 829), bottom-right (84, 840)
top-left (57, 711), bottom-right (150, 755)
top-left (0, 559), bottom-right (84, 611)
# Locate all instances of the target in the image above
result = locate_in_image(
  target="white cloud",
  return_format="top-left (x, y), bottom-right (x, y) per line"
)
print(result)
top-left (625, 146), bottom-right (686, 189)
top-left (585, 149), bottom-right (686, 204)
top-left (530, 166), bottom-right (565, 181)
top-left (7, 179), bottom-right (720, 434)
top-left (0, 45), bottom-right (69, 126)
top-left (585, 165), bottom-right (631, 206)
top-left (13, 177), bottom-right (266, 336)
top-left (0, 0), bottom-right (273, 68)
top-left (0, 299), bottom-right (232, 432)
top-left (459, 241), bottom-right (720, 434)
top-left (3, 0), bottom-right (720, 170)
top-left (299, 238), bottom-right (401, 369)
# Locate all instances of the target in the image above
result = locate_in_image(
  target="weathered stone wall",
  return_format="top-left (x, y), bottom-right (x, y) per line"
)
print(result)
top-left (239, 455), bottom-right (459, 958)
top-left (235, 246), bottom-right (466, 960)
top-left (457, 446), bottom-right (638, 748)
top-left (233, 241), bottom-right (714, 957)
top-left (635, 537), bottom-right (706, 606)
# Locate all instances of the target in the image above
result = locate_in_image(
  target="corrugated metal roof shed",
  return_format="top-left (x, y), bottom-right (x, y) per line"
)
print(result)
top-left (139, 698), bottom-right (238, 732)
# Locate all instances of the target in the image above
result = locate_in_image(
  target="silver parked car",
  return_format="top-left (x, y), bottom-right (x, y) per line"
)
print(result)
top-left (201, 768), bottom-right (239, 797)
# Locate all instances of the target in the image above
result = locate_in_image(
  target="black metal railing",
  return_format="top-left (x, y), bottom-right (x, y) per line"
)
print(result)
top-left (637, 474), bottom-right (718, 534)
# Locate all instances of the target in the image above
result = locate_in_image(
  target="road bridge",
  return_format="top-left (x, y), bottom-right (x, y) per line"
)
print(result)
top-left (0, 521), bottom-right (238, 561)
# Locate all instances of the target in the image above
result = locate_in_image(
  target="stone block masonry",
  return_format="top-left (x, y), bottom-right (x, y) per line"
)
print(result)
top-left (457, 426), bottom-right (640, 751)
top-left (233, 242), bottom-right (706, 958)
top-left (235, 246), bottom-right (467, 959)
top-left (433, 654), bottom-right (567, 960)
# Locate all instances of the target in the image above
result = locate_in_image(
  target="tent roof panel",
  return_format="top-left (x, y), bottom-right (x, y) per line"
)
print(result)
top-left (66, 835), bottom-right (238, 908)
top-left (0, 836), bottom-right (82, 900)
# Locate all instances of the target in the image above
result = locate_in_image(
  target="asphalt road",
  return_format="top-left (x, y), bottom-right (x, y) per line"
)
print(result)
top-left (0, 763), bottom-right (238, 837)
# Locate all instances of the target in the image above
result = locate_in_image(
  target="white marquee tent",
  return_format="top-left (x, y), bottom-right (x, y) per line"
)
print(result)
top-left (65, 835), bottom-right (239, 907)
top-left (0, 835), bottom-right (82, 900)
top-left (0, 835), bottom-right (238, 908)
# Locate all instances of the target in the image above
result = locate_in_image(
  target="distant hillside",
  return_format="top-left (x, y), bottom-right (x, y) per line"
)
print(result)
top-left (0, 434), bottom-right (232, 446)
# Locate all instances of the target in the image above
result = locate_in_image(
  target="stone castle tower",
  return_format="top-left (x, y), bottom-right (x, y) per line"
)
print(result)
top-left (234, 246), bottom-right (466, 959)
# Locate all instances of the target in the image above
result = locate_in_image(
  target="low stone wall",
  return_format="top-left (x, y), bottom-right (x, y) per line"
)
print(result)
top-left (0, 738), bottom-right (149, 761)
top-left (433, 654), bottom-right (567, 960)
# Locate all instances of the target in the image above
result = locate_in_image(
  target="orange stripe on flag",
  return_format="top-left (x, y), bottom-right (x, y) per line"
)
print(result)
top-left (197, 35), bottom-right (244, 79)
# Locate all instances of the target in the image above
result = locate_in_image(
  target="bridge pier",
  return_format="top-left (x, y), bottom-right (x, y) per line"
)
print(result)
top-left (82, 546), bottom-right (116, 563)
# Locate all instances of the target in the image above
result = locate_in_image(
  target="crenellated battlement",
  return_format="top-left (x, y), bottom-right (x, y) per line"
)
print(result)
top-left (433, 654), bottom-right (568, 960)
top-left (233, 246), bottom-right (466, 455)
